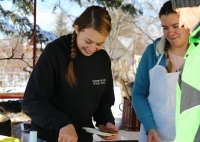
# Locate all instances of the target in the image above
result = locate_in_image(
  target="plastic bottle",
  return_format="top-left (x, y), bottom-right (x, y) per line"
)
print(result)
top-left (29, 131), bottom-right (37, 142)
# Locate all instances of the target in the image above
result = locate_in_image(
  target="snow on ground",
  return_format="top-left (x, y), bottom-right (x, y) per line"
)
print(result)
top-left (112, 87), bottom-right (124, 128)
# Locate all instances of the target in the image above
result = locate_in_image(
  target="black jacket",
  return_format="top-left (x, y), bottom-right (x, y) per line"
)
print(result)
top-left (22, 34), bottom-right (115, 142)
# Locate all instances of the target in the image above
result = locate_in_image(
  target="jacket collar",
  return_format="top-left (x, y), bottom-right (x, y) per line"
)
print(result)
top-left (189, 23), bottom-right (200, 44)
top-left (155, 35), bottom-right (165, 56)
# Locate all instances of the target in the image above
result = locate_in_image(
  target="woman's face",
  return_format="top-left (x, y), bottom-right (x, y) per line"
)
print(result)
top-left (160, 13), bottom-right (189, 49)
top-left (175, 7), bottom-right (200, 32)
top-left (74, 26), bottom-right (106, 56)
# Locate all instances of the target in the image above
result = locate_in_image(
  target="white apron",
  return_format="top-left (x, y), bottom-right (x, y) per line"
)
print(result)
top-left (139, 54), bottom-right (180, 142)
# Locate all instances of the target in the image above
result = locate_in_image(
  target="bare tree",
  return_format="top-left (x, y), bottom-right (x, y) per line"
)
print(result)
top-left (104, 0), bottom-right (164, 86)
top-left (0, 36), bottom-right (36, 91)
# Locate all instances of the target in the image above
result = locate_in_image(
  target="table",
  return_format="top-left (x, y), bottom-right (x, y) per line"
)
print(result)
top-left (13, 123), bottom-right (139, 142)
top-left (93, 130), bottom-right (139, 141)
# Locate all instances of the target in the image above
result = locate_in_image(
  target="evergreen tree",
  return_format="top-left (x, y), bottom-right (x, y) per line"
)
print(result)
top-left (0, 1), bottom-right (57, 45)
top-left (53, 11), bottom-right (69, 36)
top-left (74, 0), bottom-right (141, 16)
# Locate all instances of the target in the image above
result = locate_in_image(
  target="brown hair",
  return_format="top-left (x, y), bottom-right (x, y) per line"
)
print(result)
top-left (164, 39), bottom-right (173, 72)
top-left (159, 1), bottom-right (177, 73)
top-left (66, 6), bottom-right (112, 87)
top-left (159, 1), bottom-right (177, 18)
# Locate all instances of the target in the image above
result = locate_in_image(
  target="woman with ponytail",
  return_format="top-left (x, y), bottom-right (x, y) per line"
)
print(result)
top-left (22, 6), bottom-right (118, 142)
top-left (132, 1), bottom-right (189, 142)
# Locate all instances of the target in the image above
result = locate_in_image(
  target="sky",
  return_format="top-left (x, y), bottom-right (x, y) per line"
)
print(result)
top-left (0, 0), bottom-right (167, 31)
top-left (0, 0), bottom-right (85, 31)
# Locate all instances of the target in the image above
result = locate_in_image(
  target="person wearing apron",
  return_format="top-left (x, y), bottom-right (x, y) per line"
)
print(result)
top-left (131, 1), bottom-right (189, 142)
top-left (139, 53), bottom-right (180, 141)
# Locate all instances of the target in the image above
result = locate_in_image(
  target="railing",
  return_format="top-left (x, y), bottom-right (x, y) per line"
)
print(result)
top-left (0, 93), bottom-right (24, 99)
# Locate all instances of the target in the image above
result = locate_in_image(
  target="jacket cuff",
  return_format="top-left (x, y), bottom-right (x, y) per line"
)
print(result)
top-left (55, 116), bottom-right (74, 132)
top-left (141, 116), bottom-right (156, 134)
top-left (95, 115), bottom-right (115, 127)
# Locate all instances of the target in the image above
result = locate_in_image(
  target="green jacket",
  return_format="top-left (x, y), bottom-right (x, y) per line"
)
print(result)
top-left (175, 25), bottom-right (200, 142)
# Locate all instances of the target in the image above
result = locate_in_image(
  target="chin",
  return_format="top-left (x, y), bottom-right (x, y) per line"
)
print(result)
top-left (82, 51), bottom-right (92, 56)
top-left (172, 39), bottom-right (179, 43)
top-left (84, 54), bottom-right (91, 56)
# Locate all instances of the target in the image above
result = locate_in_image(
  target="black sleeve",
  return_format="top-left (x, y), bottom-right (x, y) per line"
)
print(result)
top-left (93, 58), bottom-right (115, 126)
top-left (22, 44), bottom-right (73, 132)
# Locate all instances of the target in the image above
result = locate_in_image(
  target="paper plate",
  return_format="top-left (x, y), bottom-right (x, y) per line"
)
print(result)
top-left (82, 127), bottom-right (115, 136)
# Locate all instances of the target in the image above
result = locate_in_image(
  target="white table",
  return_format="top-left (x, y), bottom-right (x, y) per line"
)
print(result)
top-left (14, 115), bottom-right (139, 141)
top-left (93, 130), bottom-right (139, 141)
top-left (14, 126), bottom-right (139, 142)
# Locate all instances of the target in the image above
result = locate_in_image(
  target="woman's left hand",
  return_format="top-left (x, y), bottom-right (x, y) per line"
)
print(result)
top-left (98, 122), bottom-right (119, 140)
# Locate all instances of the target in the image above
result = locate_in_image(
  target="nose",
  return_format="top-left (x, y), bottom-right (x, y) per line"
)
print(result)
top-left (167, 27), bottom-right (175, 36)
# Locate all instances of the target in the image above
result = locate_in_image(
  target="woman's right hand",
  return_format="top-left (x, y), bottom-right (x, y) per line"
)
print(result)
top-left (147, 129), bottom-right (160, 142)
top-left (58, 124), bottom-right (78, 142)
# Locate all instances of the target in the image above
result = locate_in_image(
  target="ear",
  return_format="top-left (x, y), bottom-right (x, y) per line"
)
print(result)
top-left (74, 25), bottom-right (79, 34)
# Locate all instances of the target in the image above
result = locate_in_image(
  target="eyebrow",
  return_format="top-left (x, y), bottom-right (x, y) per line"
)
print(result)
top-left (85, 38), bottom-right (105, 44)
top-left (161, 23), bottom-right (179, 27)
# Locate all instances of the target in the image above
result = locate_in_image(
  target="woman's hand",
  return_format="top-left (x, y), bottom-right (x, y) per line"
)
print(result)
top-left (147, 129), bottom-right (160, 142)
top-left (98, 122), bottom-right (119, 140)
top-left (58, 124), bottom-right (78, 142)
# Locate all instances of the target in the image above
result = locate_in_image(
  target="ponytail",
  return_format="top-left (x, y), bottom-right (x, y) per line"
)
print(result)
top-left (65, 31), bottom-right (78, 87)
top-left (164, 39), bottom-right (173, 73)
